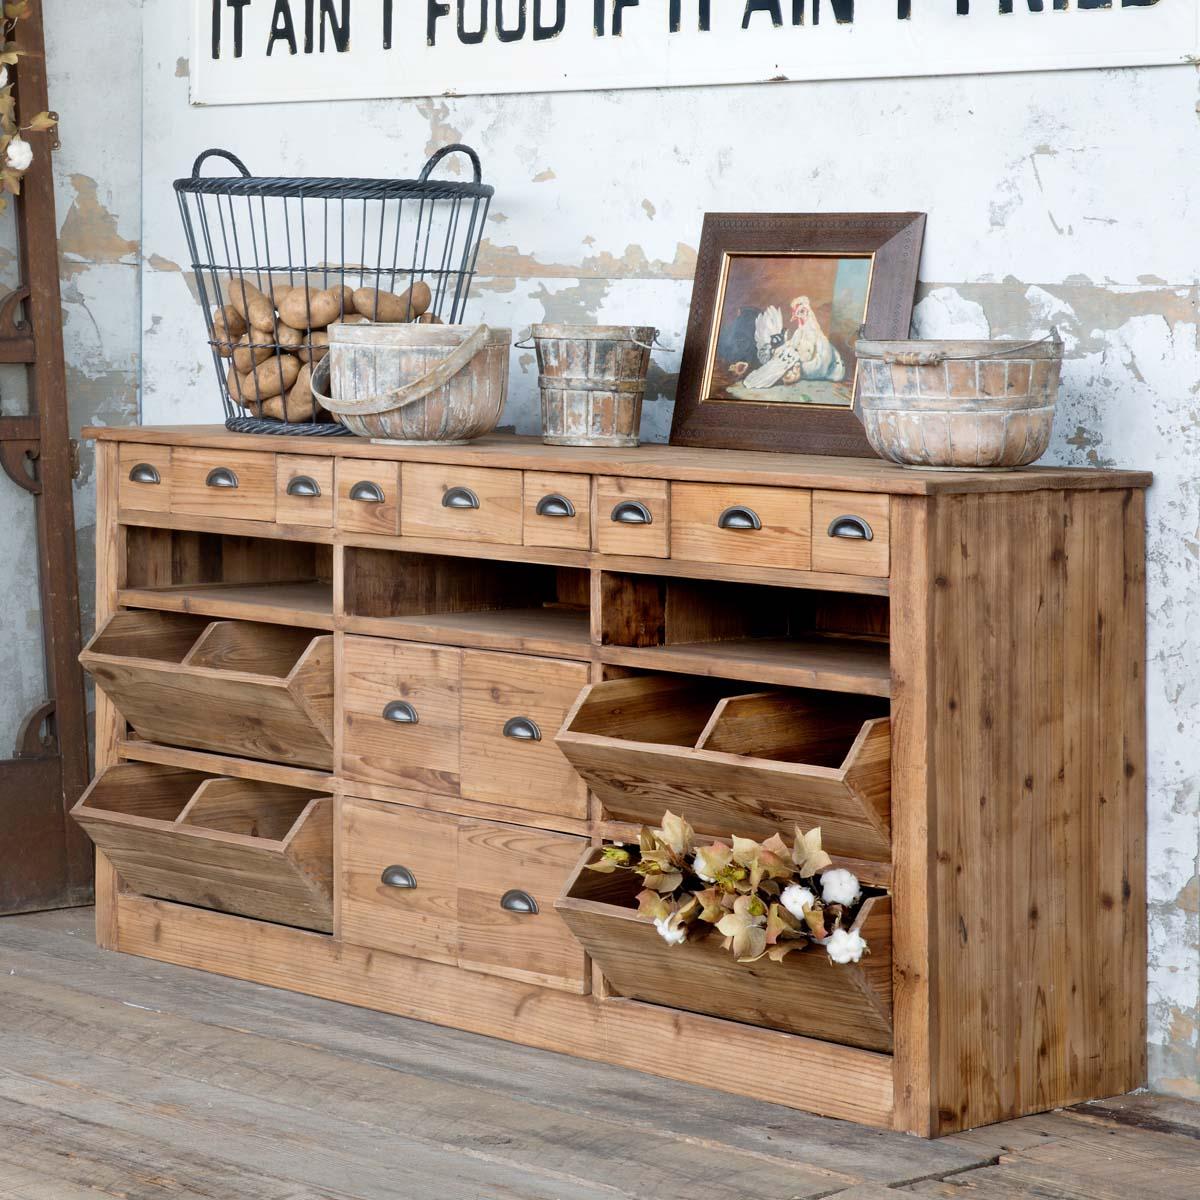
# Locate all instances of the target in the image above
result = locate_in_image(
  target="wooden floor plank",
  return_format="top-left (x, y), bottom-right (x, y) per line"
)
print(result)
top-left (1, 909), bottom-right (985, 1184)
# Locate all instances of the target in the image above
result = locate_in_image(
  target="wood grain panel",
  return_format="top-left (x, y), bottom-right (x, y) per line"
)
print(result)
top-left (401, 462), bottom-right (522, 544)
top-left (460, 651), bottom-right (589, 820)
top-left (523, 470), bottom-right (592, 551)
top-left (171, 448), bottom-right (277, 522)
top-left (670, 483), bottom-right (812, 570)
top-left (276, 454), bottom-right (334, 528)
top-left (340, 637), bottom-right (462, 794)
top-left (595, 476), bottom-right (669, 557)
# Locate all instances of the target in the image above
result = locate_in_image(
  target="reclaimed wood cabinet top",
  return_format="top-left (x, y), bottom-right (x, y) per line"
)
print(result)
top-left (85, 426), bottom-right (1152, 496)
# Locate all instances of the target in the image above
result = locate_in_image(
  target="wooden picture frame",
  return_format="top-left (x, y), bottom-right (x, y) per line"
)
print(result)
top-left (669, 212), bottom-right (926, 457)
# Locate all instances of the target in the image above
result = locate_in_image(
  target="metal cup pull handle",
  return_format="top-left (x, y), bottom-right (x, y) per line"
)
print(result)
top-left (128, 463), bottom-right (161, 485)
top-left (349, 480), bottom-right (385, 503)
top-left (381, 865), bottom-right (417, 889)
top-left (827, 514), bottom-right (874, 542)
top-left (442, 486), bottom-right (480, 510)
top-left (286, 474), bottom-right (321, 498)
top-left (535, 493), bottom-right (575, 519)
top-left (382, 700), bottom-right (419, 724)
top-left (500, 889), bottom-right (539, 915)
top-left (502, 716), bottom-right (541, 742)
top-left (205, 467), bottom-right (239, 489)
top-left (717, 505), bottom-right (762, 531)
top-left (611, 500), bottom-right (652, 525)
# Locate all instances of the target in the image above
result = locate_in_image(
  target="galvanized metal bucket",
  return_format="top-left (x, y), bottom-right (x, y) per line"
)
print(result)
top-left (312, 322), bottom-right (510, 445)
top-left (519, 324), bottom-right (657, 447)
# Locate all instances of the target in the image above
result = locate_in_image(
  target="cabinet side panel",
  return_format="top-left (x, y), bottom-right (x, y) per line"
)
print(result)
top-left (928, 488), bottom-right (1146, 1134)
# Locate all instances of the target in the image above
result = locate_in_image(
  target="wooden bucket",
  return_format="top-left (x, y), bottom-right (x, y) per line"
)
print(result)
top-left (523, 324), bottom-right (655, 447)
top-left (313, 323), bottom-right (510, 445)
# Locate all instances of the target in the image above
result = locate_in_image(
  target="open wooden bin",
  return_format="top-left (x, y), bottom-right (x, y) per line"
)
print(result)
top-left (556, 848), bottom-right (893, 1052)
top-left (80, 610), bottom-right (334, 769)
top-left (556, 675), bottom-right (892, 862)
top-left (72, 762), bottom-right (333, 931)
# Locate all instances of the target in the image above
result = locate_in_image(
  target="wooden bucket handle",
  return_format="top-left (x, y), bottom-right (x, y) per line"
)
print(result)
top-left (311, 324), bottom-right (492, 416)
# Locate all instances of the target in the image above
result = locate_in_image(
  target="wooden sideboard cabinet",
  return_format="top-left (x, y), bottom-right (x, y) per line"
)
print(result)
top-left (77, 426), bottom-right (1151, 1138)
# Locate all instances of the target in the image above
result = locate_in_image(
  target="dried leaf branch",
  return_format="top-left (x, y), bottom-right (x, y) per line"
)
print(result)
top-left (0, 6), bottom-right (58, 212)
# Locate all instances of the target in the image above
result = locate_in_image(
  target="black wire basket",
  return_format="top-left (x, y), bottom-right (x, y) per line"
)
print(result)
top-left (174, 143), bottom-right (494, 436)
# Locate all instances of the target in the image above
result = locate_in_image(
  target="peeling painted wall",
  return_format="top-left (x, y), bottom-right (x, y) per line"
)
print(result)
top-left (44, 4), bottom-right (1200, 1094)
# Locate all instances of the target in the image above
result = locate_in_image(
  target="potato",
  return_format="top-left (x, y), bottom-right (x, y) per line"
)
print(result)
top-left (415, 313), bottom-right (445, 324)
top-left (212, 304), bottom-right (246, 354)
top-left (353, 280), bottom-right (431, 322)
top-left (232, 332), bottom-right (274, 374)
top-left (274, 321), bottom-right (306, 351)
top-left (278, 285), bottom-right (344, 330)
top-left (225, 277), bottom-right (276, 334)
top-left (241, 353), bottom-right (301, 402)
top-left (226, 364), bottom-right (249, 407)
top-left (337, 284), bottom-right (356, 315)
top-left (260, 395), bottom-right (285, 420)
top-left (294, 329), bottom-right (329, 364)
top-left (283, 362), bottom-right (315, 422)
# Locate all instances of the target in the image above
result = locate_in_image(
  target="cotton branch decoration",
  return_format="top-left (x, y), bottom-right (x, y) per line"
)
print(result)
top-left (0, 2), bottom-right (57, 212)
top-left (587, 811), bottom-right (872, 966)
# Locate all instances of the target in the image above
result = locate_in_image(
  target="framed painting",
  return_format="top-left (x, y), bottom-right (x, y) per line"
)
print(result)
top-left (669, 212), bottom-right (926, 457)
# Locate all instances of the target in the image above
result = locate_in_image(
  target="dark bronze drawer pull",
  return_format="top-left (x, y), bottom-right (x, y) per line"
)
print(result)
top-left (827, 514), bottom-right (874, 541)
top-left (611, 500), bottom-right (652, 525)
top-left (381, 865), bottom-right (417, 890)
top-left (717, 505), bottom-right (762, 531)
top-left (128, 463), bottom-right (161, 485)
top-left (349, 480), bottom-right (385, 503)
top-left (286, 474), bottom-right (321, 498)
top-left (535, 493), bottom-right (575, 519)
top-left (205, 467), bottom-right (238, 489)
top-left (500, 888), bottom-right (538, 914)
top-left (502, 716), bottom-right (541, 742)
top-left (442, 486), bottom-right (480, 510)
top-left (382, 700), bottom-right (418, 724)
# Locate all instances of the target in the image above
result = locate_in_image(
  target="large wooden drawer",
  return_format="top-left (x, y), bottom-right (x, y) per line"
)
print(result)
top-left (557, 674), bottom-right (892, 862)
top-left (340, 798), bottom-right (587, 991)
top-left (80, 610), bottom-right (334, 769)
top-left (72, 763), bottom-right (333, 931)
top-left (401, 463), bottom-right (522, 544)
top-left (118, 444), bottom-right (171, 513)
top-left (459, 650), bottom-right (589, 821)
top-left (558, 848), bottom-right (892, 1051)
top-left (670, 483), bottom-right (812, 570)
top-left (171, 447), bottom-right (276, 522)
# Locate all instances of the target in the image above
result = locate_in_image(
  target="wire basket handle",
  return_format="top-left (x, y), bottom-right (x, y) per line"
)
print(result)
top-left (190, 148), bottom-right (252, 179)
top-left (419, 143), bottom-right (482, 185)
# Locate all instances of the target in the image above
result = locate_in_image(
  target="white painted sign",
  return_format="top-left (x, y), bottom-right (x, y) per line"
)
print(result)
top-left (191, 1), bottom-right (1200, 105)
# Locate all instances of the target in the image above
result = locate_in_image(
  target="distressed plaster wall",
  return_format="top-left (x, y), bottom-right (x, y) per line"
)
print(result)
top-left (131, 7), bottom-right (1200, 1096)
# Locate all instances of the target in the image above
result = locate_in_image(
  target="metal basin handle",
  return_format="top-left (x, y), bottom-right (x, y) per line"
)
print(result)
top-left (827, 515), bottom-right (874, 541)
top-left (205, 467), bottom-right (239, 489)
top-left (443, 486), bottom-right (480, 510)
top-left (286, 475), bottom-right (321, 498)
top-left (535, 493), bottom-right (575, 519)
top-left (350, 480), bottom-right (385, 503)
top-left (502, 716), bottom-right (542, 742)
top-left (128, 463), bottom-right (161, 485)
top-left (382, 700), bottom-right (419, 724)
top-left (500, 889), bottom-right (538, 914)
top-left (611, 500), bottom-right (652, 525)
top-left (381, 865), bottom-right (417, 889)
top-left (717, 505), bottom-right (762, 531)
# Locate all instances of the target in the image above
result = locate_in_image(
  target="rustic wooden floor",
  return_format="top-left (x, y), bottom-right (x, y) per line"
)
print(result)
top-left (0, 909), bottom-right (1196, 1200)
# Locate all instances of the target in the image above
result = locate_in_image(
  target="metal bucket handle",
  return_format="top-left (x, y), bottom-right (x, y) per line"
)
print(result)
top-left (514, 328), bottom-right (671, 351)
top-left (874, 328), bottom-right (1060, 368)
top-left (311, 324), bottom-right (492, 417)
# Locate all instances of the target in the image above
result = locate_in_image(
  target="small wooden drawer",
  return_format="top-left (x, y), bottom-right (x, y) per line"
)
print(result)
top-left (118, 444), bottom-right (171, 513)
top-left (80, 610), bottom-right (334, 769)
top-left (276, 455), bottom-right (334, 528)
top-left (72, 763), bottom-right (333, 931)
top-left (523, 471), bottom-right (591, 551)
top-left (558, 850), bottom-right (892, 1051)
top-left (670, 483), bottom-right (812, 570)
top-left (811, 491), bottom-right (890, 577)
top-left (171, 448), bottom-right (276, 522)
top-left (596, 476), bottom-right (669, 558)
top-left (557, 674), bottom-right (892, 863)
top-left (340, 797), bottom-right (587, 991)
top-left (401, 463), bottom-right (522, 545)
top-left (335, 459), bottom-right (401, 536)
top-left (341, 637), bottom-right (462, 795)
top-left (460, 650), bottom-right (589, 821)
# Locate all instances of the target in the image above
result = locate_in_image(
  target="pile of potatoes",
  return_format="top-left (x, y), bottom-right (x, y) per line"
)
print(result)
top-left (213, 276), bottom-right (439, 422)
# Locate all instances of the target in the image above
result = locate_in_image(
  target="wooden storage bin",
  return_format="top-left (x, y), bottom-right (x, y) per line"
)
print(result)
top-left (72, 762), bottom-right (333, 931)
top-left (557, 847), bottom-right (893, 1052)
top-left (557, 675), bottom-right (891, 862)
top-left (80, 610), bottom-right (334, 768)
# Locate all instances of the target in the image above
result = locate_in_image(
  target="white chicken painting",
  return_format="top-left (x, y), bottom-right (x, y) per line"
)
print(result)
top-left (711, 254), bottom-right (869, 408)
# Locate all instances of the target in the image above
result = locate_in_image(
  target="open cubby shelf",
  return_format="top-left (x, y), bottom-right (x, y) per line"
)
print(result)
top-left (119, 579), bottom-right (335, 628)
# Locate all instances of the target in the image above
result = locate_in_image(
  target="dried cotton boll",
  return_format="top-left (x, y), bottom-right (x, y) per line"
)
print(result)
top-left (6, 136), bottom-right (32, 172)
top-left (780, 883), bottom-right (816, 921)
top-left (653, 915), bottom-right (688, 946)
top-left (825, 927), bottom-right (868, 965)
top-left (820, 868), bottom-right (861, 907)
